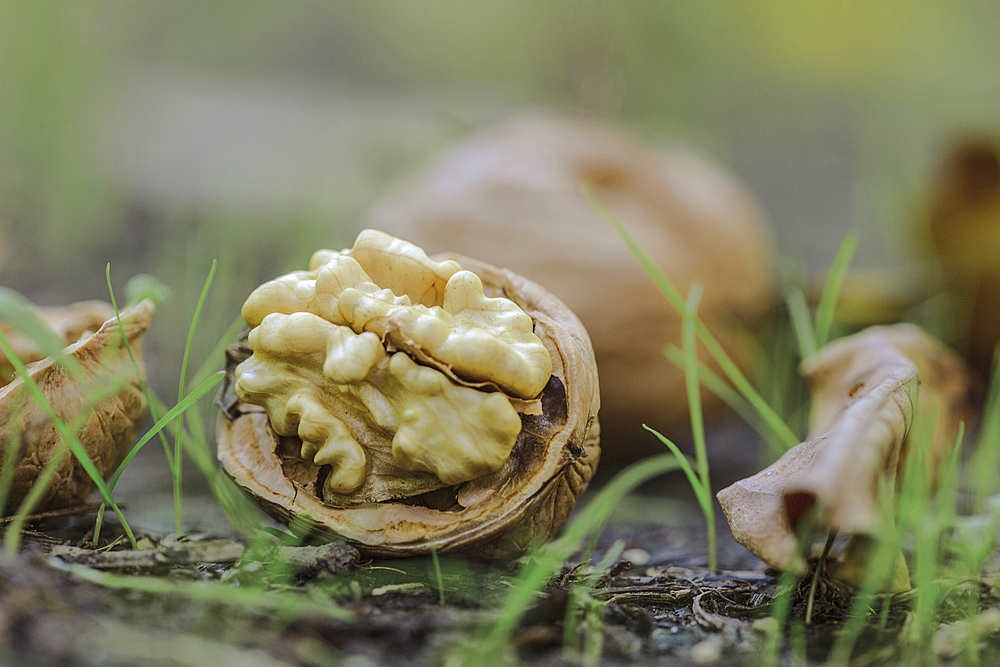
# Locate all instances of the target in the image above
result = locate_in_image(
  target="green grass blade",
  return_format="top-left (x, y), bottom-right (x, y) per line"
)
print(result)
top-left (0, 398), bottom-right (26, 516)
top-left (57, 563), bottom-right (353, 622)
top-left (469, 454), bottom-right (683, 662)
top-left (6, 373), bottom-right (133, 546)
top-left (6, 441), bottom-right (72, 552)
top-left (563, 540), bottom-right (624, 662)
top-left (683, 284), bottom-right (708, 485)
top-left (663, 345), bottom-right (768, 438)
top-left (92, 372), bottom-right (222, 547)
top-left (642, 425), bottom-right (711, 521)
top-left (187, 315), bottom-right (244, 393)
top-left (825, 535), bottom-right (903, 666)
top-left (813, 231), bottom-right (858, 349)
top-left (784, 285), bottom-right (817, 359)
top-left (172, 259), bottom-right (218, 535)
top-left (181, 402), bottom-right (266, 539)
top-left (804, 531), bottom-right (836, 625)
top-left (681, 282), bottom-right (716, 570)
top-left (106, 372), bottom-right (224, 492)
top-left (430, 543), bottom-right (446, 607)
top-left (762, 569), bottom-right (798, 666)
top-left (971, 348), bottom-right (1000, 504)
top-left (106, 266), bottom-right (175, 472)
top-left (584, 185), bottom-right (799, 450)
top-left (935, 422), bottom-right (965, 527)
top-left (0, 287), bottom-right (83, 377)
top-left (175, 259), bottom-right (218, 432)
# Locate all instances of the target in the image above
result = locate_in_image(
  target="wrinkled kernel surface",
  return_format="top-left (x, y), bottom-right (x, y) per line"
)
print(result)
top-left (234, 230), bottom-right (551, 502)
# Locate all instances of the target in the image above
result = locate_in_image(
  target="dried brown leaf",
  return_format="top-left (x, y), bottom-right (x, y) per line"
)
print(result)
top-left (718, 324), bottom-right (976, 591)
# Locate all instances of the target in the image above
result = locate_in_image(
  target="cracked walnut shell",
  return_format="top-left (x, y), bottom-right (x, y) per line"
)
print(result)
top-left (217, 231), bottom-right (600, 557)
top-left (0, 300), bottom-right (153, 513)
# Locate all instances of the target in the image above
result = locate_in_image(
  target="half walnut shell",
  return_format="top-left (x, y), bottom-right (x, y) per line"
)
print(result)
top-left (0, 300), bottom-right (153, 513)
top-left (217, 254), bottom-right (600, 558)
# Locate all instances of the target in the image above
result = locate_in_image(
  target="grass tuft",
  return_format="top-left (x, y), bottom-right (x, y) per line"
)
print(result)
top-left (172, 259), bottom-right (218, 536)
top-left (813, 231), bottom-right (859, 349)
top-left (681, 282), bottom-right (716, 570)
top-left (461, 453), bottom-right (683, 664)
top-left (585, 183), bottom-right (799, 451)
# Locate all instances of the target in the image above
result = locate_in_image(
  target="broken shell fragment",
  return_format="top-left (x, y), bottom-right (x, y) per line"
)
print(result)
top-left (717, 324), bottom-right (976, 591)
top-left (0, 300), bottom-right (154, 513)
top-left (217, 230), bottom-right (600, 557)
top-left (0, 300), bottom-right (115, 387)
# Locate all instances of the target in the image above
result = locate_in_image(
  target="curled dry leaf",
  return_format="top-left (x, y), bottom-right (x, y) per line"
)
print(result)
top-left (217, 230), bottom-right (600, 558)
top-left (0, 300), bottom-right (154, 513)
top-left (717, 324), bottom-right (976, 591)
top-left (365, 113), bottom-right (774, 459)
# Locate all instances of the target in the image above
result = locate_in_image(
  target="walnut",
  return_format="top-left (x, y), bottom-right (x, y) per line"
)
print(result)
top-left (364, 113), bottom-right (775, 459)
top-left (217, 230), bottom-right (600, 557)
top-left (0, 300), bottom-right (153, 512)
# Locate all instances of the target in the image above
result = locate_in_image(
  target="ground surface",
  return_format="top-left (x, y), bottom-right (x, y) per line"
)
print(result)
top-left (1, 487), bottom-right (998, 667)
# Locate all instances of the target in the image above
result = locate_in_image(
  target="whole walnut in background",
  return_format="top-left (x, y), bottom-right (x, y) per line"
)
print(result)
top-left (926, 138), bottom-right (1000, 378)
top-left (366, 113), bottom-right (775, 462)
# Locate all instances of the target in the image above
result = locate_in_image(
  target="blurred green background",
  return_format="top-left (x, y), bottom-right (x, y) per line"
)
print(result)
top-left (2, 0), bottom-right (999, 401)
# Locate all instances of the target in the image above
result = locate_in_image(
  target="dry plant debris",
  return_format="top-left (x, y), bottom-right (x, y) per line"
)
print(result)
top-left (217, 229), bottom-right (600, 557)
top-left (718, 324), bottom-right (977, 591)
top-left (365, 112), bottom-right (775, 457)
top-left (0, 300), bottom-right (154, 513)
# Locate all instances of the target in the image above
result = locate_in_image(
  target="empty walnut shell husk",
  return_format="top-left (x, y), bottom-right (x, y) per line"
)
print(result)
top-left (0, 300), bottom-right (154, 513)
top-left (217, 255), bottom-right (600, 558)
top-left (0, 300), bottom-right (115, 387)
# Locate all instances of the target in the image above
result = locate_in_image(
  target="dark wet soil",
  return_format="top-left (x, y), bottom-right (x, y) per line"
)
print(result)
top-left (1, 499), bottom-right (999, 667)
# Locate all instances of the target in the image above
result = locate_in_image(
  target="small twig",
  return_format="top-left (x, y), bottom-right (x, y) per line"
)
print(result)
top-left (0, 502), bottom-right (120, 525)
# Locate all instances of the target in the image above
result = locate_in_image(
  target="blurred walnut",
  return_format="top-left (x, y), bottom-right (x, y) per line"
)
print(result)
top-left (365, 113), bottom-right (775, 459)
top-left (217, 231), bottom-right (600, 557)
top-left (927, 138), bottom-right (1000, 376)
top-left (0, 300), bottom-right (153, 513)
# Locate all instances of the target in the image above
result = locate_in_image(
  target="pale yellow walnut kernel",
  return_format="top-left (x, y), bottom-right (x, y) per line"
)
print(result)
top-left (290, 390), bottom-right (367, 494)
top-left (242, 271), bottom-right (317, 329)
top-left (347, 228), bottom-right (461, 306)
top-left (333, 268), bottom-right (551, 398)
top-left (235, 312), bottom-right (370, 495)
top-left (234, 309), bottom-right (524, 502)
top-left (323, 328), bottom-right (382, 384)
top-left (383, 351), bottom-right (522, 484)
top-left (217, 246), bottom-right (602, 558)
top-left (439, 270), bottom-right (552, 396)
top-left (240, 230), bottom-right (552, 400)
